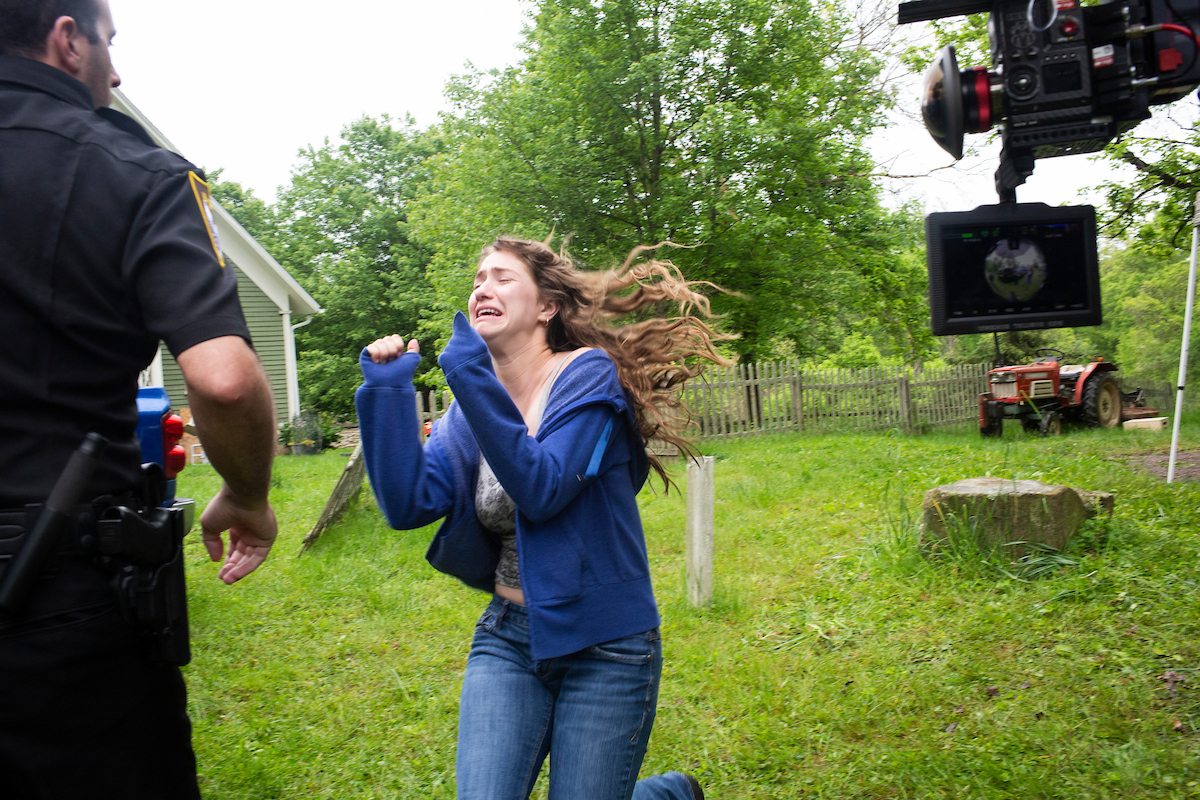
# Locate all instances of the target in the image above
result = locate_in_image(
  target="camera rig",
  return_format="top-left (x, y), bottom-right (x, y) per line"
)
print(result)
top-left (900, 0), bottom-right (1200, 201)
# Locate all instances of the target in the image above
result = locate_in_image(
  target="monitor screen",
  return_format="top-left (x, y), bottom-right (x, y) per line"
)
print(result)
top-left (926, 203), bottom-right (1101, 336)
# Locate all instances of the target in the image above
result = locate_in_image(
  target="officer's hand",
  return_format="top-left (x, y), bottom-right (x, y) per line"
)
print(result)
top-left (199, 484), bottom-right (278, 584)
top-left (365, 335), bottom-right (419, 364)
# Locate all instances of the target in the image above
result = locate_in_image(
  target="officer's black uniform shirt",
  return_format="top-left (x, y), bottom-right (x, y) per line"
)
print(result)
top-left (0, 55), bottom-right (252, 507)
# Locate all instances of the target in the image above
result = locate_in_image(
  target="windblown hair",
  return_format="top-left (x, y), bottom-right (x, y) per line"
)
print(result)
top-left (479, 237), bottom-right (733, 488)
top-left (0, 0), bottom-right (99, 56)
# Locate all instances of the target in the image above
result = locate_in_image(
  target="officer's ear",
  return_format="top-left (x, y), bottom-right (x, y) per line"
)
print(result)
top-left (38, 16), bottom-right (86, 79)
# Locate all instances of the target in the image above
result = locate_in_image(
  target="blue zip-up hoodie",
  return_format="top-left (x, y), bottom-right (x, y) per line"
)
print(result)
top-left (356, 312), bottom-right (660, 660)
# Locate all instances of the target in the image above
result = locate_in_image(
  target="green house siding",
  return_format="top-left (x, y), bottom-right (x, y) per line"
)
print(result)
top-left (161, 261), bottom-right (289, 421)
top-left (237, 266), bottom-right (288, 422)
top-left (162, 348), bottom-right (185, 407)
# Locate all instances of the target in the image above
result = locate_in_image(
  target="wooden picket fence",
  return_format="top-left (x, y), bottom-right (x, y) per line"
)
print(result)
top-left (682, 362), bottom-right (990, 440)
top-left (415, 362), bottom-right (992, 441)
top-left (411, 364), bottom-right (1182, 446)
top-left (416, 390), bottom-right (454, 442)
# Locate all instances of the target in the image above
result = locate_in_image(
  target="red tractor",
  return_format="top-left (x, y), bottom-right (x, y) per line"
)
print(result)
top-left (978, 349), bottom-right (1147, 436)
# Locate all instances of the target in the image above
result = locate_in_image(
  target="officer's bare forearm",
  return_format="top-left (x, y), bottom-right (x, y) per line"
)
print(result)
top-left (189, 382), bottom-right (275, 507)
top-left (176, 336), bottom-right (276, 507)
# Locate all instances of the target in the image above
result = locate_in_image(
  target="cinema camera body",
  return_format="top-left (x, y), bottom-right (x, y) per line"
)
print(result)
top-left (900, 0), bottom-right (1200, 337)
top-left (902, 0), bottom-right (1200, 198)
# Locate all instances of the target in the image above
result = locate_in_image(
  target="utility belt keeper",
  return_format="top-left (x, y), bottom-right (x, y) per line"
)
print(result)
top-left (0, 434), bottom-right (193, 666)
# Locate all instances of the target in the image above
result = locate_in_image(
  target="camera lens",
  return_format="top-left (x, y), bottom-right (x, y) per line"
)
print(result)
top-left (922, 47), bottom-right (999, 160)
top-left (922, 46), bottom-right (965, 159)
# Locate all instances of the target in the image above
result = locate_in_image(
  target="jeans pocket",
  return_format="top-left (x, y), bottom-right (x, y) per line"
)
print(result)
top-left (584, 628), bottom-right (659, 665)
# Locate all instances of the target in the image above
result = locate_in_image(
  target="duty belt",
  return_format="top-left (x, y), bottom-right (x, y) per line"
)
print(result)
top-left (0, 492), bottom-right (156, 563)
top-left (0, 495), bottom-right (194, 665)
top-left (0, 502), bottom-right (109, 561)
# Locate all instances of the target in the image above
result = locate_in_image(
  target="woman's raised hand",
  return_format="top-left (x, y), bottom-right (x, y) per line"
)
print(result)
top-left (366, 335), bottom-right (420, 364)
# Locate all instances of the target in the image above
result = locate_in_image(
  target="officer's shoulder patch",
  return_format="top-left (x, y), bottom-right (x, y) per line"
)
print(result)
top-left (188, 172), bottom-right (226, 268)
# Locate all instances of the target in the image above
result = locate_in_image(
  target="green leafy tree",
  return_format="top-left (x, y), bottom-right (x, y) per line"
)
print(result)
top-left (1083, 244), bottom-right (1198, 383)
top-left (939, 329), bottom-right (1053, 367)
top-left (206, 168), bottom-right (278, 246)
top-left (412, 0), bottom-right (909, 363)
top-left (1097, 103), bottom-right (1200, 251)
top-left (900, 11), bottom-right (990, 75)
top-left (268, 117), bottom-right (446, 416)
top-left (207, 121), bottom-right (446, 417)
top-left (853, 202), bottom-right (939, 366)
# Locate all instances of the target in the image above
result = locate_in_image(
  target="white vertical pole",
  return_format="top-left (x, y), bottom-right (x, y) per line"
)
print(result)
top-left (686, 456), bottom-right (715, 607)
top-left (282, 306), bottom-right (300, 421)
top-left (1168, 193), bottom-right (1200, 483)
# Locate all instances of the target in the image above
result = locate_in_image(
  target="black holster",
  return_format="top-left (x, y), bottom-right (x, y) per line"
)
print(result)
top-left (98, 503), bottom-right (191, 667)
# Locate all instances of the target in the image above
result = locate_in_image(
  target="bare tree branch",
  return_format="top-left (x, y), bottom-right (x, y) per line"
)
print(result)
top-left (1120, 150), bottom-right (1197, 189)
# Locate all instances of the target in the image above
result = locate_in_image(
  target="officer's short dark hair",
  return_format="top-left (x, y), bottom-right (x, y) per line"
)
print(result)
top-left (0, 0), bottom-right (100, 57)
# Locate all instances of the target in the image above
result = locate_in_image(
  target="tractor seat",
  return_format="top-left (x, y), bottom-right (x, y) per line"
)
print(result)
top-left (1059, 364), bottom-right (1086, 377)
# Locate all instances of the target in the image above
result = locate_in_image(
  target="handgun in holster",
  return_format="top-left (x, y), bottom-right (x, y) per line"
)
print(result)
top-left (98, 463), bottom-right (192, 667)
top-left (0, 435), bottom-right (193, 666)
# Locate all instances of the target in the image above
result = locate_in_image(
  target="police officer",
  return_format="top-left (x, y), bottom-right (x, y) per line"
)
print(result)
top-left (0, 0), bottom-right (281, 797)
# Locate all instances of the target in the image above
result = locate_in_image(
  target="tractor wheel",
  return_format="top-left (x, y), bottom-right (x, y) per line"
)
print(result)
top-left (1040, 411), bottom-right (1062, 437)
top-left (981, 417), bottom-right (1002, 437)
top-left (1082, 373), bottom-right (1122, 428)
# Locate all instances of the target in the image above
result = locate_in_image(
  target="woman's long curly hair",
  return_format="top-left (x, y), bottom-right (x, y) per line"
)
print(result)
top-left (478, 237), bottom-right (732, 488)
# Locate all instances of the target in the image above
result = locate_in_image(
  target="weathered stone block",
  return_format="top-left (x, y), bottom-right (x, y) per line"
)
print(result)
top-left (1076, 489), bottom-right (1115, 520)
top-left (922, 478), bottom-right (1114, 555)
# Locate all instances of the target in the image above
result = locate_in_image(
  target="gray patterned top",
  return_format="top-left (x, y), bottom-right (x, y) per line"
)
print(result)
top-left (476, 455), bottom-right (521, 589)
top-left (474, 353), bottom-right (570, 592)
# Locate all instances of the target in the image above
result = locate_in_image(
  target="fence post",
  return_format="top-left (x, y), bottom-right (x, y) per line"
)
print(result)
top-left (799, 370), bottom-right (806, 432)
top-left (416, 391), bottom-right (427, 443)
top-left (789, 362), bottom-right (800, 432)
top-left (898, 376), bottom-right (915, 433)
top-left (686, 456), bottom-right (715, 607)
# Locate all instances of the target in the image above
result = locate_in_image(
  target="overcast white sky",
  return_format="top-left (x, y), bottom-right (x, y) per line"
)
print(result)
top-left (110, 0), bottom-right (532, 200)
top-left (108, 0), bottom-right (1139, 212)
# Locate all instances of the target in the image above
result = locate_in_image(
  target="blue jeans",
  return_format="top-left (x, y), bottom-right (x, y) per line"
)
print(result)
top-left (456, 597), bottom-right (697, 800)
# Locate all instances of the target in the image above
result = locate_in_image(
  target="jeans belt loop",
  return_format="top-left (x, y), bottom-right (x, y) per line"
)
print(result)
top-left (495, 599), bottom-right (509, 627)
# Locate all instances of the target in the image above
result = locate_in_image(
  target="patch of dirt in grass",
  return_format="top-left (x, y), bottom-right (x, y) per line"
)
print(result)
top-left (1121, 450), bottom-right (1200, 482)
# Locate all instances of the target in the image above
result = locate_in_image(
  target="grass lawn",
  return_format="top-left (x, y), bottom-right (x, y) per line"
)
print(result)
top-left (178, 418), bottom-right (1200, 799)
